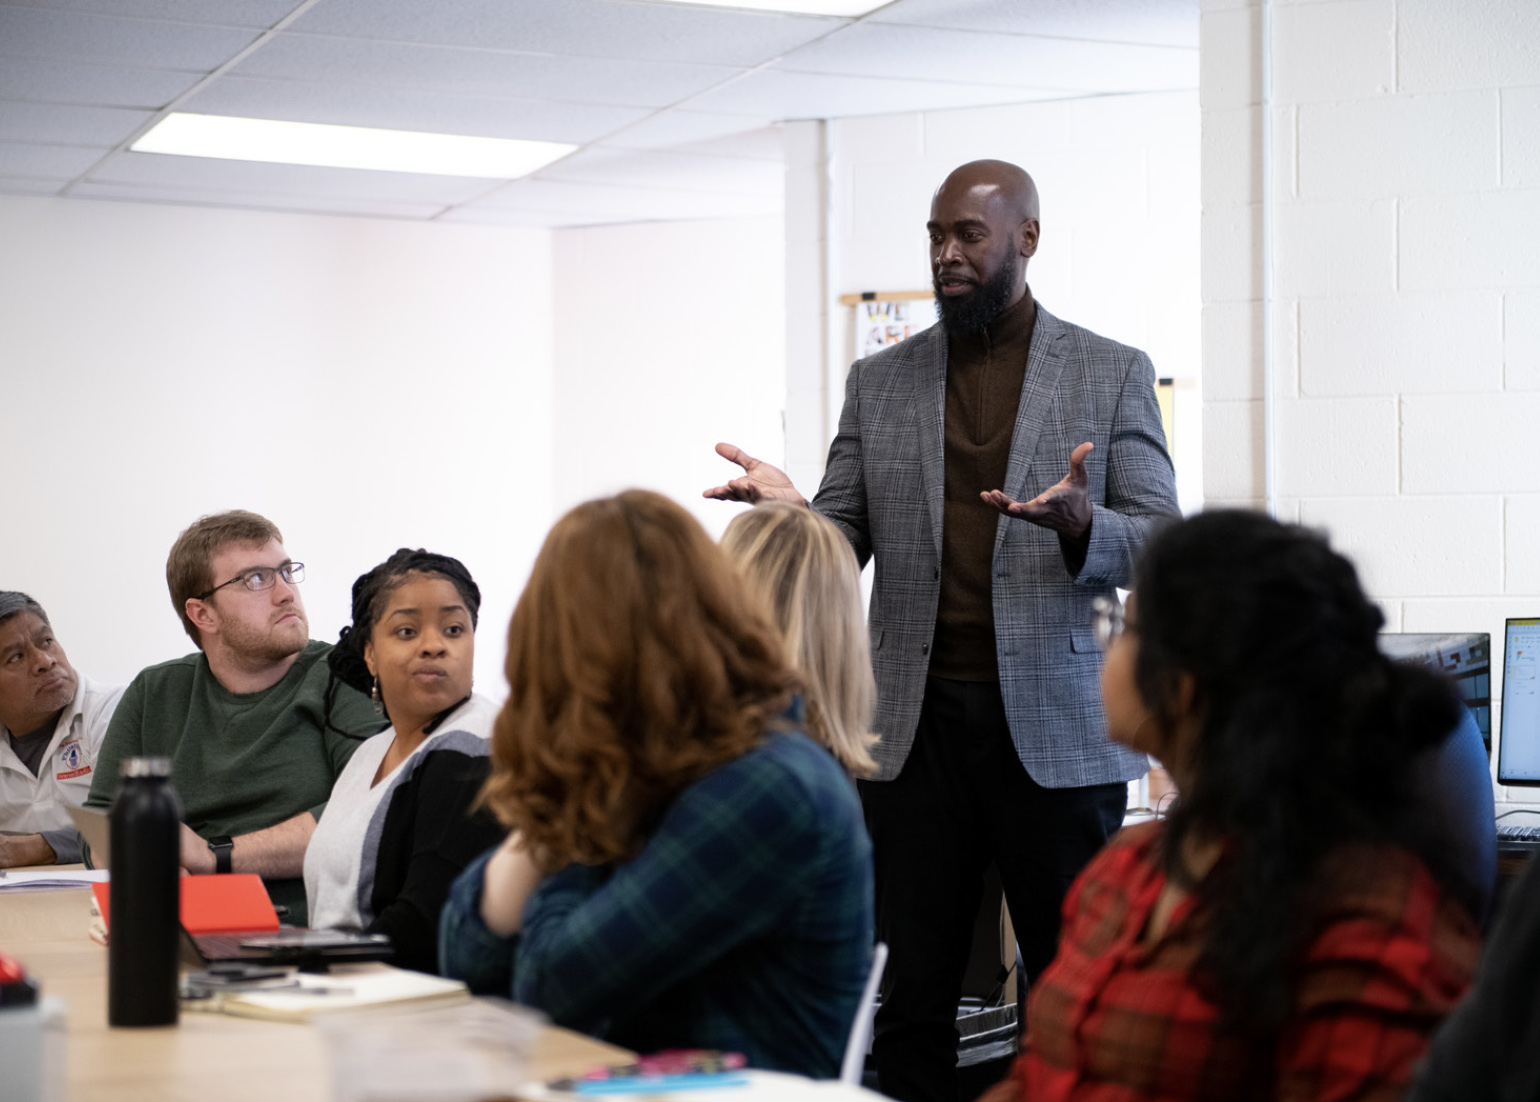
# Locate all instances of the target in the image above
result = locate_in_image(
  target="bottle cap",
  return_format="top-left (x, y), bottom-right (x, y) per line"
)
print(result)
top-left (121, 756), bottom-right (173, 778)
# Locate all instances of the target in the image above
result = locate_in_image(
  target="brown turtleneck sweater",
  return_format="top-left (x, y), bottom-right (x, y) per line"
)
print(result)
top-left (929, 288), bottom-right (1036, 681)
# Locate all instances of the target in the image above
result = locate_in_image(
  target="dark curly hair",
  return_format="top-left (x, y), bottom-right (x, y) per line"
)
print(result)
top-left (1132, 510), bottom-right (1461, 1039)
top-left (323, 548), bottom-right (481, 732)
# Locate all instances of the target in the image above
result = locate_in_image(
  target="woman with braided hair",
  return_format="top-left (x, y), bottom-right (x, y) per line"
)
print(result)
top-left (983, 510), bottom-right (1482, 1102)
top-left (304, 548), bottom-right (504, 974)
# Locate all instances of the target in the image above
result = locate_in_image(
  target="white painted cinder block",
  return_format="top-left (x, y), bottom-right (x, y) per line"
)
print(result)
top-left (1273, 0), bottom-right (1393, 104)
top-left (1401, 190), bottom-right (1540, 291)
top-left (1201, 399), bottom-right (1264, 499)
top-left (1505, 291), bottom-right (1540, 390)
top-left (784, 119), bottom-right (824, 172)
top-left (1298, 291), bottom-right (1502, 396)
top-left (847, 159), bottom-right (942, 244)
top-left (1201, 106), bottom-right (1294, 208)
top-left (1402, 599), bottom-right (1518, 635)
top-left (1502, 86), bottom-right (1540, 188)
top-left (1299, 496), bottom-right (1503, 597)
top-left (1070, 91), bottom-right (1199, 152)
top-left (921, 100), bottom-right (1073, 166)
top-left (1275, 198), bottom-right (1395, 298)
top-left (1297, 91), bottom-right (1498, 200)
top-left (1200, 6), bottom-right (1262, 112)
top-left (1201, 299), bottom-right (1297, 401)
top-left (1402, 393), bottom-right (1540, 494)
top-left (1275, 396), bottom-right (1399, 496)
top-left (836, 113), bottom-right (925, 166)
top-left (1201, 203), bottom-right (1263, 302)
top-left (1505, 496), bottom-right (1540, 595)
top-left (1398, 0), bottom-right (1540, 95)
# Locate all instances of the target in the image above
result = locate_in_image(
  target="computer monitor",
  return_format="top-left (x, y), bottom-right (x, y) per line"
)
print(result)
top-left (1500, 618), bottom-right (1540, 786)
top-left (1379, 631), bottom-right (1492, 754)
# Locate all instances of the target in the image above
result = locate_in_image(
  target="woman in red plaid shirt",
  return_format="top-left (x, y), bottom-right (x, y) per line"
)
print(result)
top-left (987, 511), bottom-right (1481, 1102)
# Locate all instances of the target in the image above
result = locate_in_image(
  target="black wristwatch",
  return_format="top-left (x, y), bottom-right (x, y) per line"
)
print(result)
top-left (207, 836), bottom-right (234, 875)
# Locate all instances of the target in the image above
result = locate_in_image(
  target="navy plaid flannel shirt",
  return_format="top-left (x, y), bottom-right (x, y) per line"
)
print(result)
top-left (440, 729), bottom-right (874, 1077)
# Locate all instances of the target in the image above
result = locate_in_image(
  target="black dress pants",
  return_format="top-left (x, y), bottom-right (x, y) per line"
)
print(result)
top-left (858, 676), bottom-right (1127, 1102)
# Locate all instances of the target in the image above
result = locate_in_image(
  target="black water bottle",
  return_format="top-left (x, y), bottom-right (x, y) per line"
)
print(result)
top-left (108, 757), bottom-right (182, 1027)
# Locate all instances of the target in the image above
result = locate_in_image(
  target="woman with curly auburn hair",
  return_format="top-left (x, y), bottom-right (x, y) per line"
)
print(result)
top-left (721, 502), bottom-right (879, 777)
top-left (438, 490), bottom-right (875, 1077)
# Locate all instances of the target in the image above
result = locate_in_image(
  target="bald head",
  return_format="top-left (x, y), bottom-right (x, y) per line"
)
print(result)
top-left (934, 160), bottom-right (1039, 224)
top-left (928, 160), bottom-right (1040, 334)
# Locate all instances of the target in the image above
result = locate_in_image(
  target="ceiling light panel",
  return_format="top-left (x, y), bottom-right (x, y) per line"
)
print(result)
top-left (132, 113), bottom-right (577, 179)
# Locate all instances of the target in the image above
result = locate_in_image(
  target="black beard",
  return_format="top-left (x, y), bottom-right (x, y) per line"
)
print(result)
top-left (933, 251), bottom-right (1020, 337)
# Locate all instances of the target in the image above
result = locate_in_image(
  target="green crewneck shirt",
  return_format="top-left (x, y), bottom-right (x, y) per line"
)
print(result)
top-left (87, 640), bottom-right (385, 923)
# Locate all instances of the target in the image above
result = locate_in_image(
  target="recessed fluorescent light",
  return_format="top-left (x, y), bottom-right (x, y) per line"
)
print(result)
top-left (131, 113), bottom-right (576, 180)
top-left (644, 0), bottom-right (891, 15)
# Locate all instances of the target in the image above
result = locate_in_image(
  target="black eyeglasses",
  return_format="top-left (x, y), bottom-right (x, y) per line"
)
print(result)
top-left (196, 562), bottom-right (305, 601)
top-left (1091, 595), bottom-right (1127, 652)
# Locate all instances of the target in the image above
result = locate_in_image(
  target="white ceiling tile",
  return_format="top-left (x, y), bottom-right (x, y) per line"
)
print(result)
top-left (89, 150), bottom-right (501, 204)
top-left (598, 110), bottom-right (777, 150)
top-left (0, 57), bottom-right (202, 109)
top-left (0, 1), bottom-right (300, 29)
top-left (231, 33), bottom-right (742, 109)
top-left (452, 177), bottom-right (780, 221)
top-left (537, 146), bottom-right (783, 196)
top-left (0, 175), bottom-right (68, 195)
top-left (686, 69), bottom-right (1059, 120)
top-left (0, 7), bottom-right (259, 70)
top-left (0, 140), bottom-right (108, 178)
top-left (601, 116), bottom-right (785, 161)
top-left (871, 0), bottom-right (1200, 50)
top-left (777, 22), bottom-right (1197, 93)
top-left (68, 179), bottom-right (448, 219)
top-left (0, 101), bottom-right (152, 145)
top-left (467, 177), bottom-right (775, 216)
top-left (181, 76), bottom-right (650, 144)
top-left (288, 0), bottom-right (842, 67)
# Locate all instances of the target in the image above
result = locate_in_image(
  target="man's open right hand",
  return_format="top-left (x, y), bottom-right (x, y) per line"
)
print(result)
top-left (702, 442), bottom-right (806, 506)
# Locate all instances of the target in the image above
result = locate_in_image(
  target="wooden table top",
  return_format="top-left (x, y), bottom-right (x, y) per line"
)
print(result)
top-left (0, 878), bottom-right (630, 1102)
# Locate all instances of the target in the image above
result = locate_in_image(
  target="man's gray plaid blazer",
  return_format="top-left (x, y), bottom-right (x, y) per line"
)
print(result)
top-left (811, 302), bottom-right (1181, 787)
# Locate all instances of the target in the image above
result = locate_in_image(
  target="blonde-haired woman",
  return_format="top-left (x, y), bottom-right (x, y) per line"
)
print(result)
top-left (721, 502), bottom-right (878, 777)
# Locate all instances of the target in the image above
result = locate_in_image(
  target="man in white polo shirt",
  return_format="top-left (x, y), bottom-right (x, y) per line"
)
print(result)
top-left (0, 592), bottom-right (123, 867)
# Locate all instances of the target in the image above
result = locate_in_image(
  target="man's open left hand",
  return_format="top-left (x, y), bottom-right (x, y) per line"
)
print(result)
top-left (981, 442), bottom-right (1094, 538)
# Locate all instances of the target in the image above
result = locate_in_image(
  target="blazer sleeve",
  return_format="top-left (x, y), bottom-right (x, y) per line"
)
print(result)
top-left (368, 748), bottom-right (506, 974)
top-left (1076, 347), bottom-right (1180, 588)
top-left (812, 357), bottom-right (873, 567)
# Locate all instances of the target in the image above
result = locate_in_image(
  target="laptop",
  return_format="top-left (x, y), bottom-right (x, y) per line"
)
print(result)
top-left (67, 806), bottom-right (393, 966)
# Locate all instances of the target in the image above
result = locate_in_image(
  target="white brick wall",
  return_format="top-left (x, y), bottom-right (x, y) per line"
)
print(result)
top-left (1202, 0), bottom-right (1540, 800)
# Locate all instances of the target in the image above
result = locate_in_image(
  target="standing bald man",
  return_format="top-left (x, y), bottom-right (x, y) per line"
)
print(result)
top-left (707, 160), bottom-right (1179, 1102)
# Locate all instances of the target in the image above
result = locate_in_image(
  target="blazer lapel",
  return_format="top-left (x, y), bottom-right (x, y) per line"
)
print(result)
top-left (994, 304), bottom-right (1067, 559)
top-left (913, 327), bottom-right (948, 562)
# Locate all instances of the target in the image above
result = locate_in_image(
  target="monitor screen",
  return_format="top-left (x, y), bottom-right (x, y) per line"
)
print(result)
top-left (1379, 632), bottom-right (1491, 754)
top-left (1500, 619), bottom-right (1540, 786)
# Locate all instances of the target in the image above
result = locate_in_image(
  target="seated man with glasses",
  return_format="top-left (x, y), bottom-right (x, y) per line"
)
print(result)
top-left (87, 510), bottom-right (386, 923)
